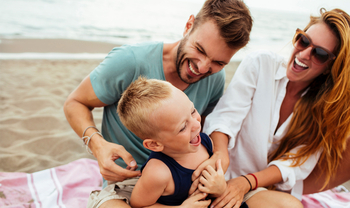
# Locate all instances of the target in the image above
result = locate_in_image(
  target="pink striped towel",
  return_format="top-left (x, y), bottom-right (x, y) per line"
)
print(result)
top-left (0, 158), bottom-right (102, 208)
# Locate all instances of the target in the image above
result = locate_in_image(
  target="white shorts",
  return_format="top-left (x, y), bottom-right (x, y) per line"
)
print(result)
top-left (86, 177), bottom-right (139, 208)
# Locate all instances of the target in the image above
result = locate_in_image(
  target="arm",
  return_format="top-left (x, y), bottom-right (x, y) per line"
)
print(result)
top-left (189, 132), bottom-right (229, 195)
top-left (197, 159), bottom-right (227, 198)
top-left (304, 137), bottom-right (350, 194)
top-left (210, 166), bottom-right (282, 208)
top-left (130, 160), bottom-right (211, 208)
top-left (191, 55), bottom-right (260, 193)
top-left (64, 75), bottom-right (140, 181)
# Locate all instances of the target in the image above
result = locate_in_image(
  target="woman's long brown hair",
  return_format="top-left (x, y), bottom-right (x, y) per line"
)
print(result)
top-left (269, 8), bottom-right (350, 191)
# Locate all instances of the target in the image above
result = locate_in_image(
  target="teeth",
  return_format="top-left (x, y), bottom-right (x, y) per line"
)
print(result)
top-left (295, 58), bottom-right (308, 68)
top-left (189, 61), bottom-right (200, 75)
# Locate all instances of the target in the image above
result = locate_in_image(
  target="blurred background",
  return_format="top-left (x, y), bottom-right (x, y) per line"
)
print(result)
top-left (1, 0), bottom-right (349, 60)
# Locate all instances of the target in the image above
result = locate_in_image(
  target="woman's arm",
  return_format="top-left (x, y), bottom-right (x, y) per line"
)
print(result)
top-left (189, 132), bottom-right (229, 195)
top-left (210, 166), bottom-right (282, 208)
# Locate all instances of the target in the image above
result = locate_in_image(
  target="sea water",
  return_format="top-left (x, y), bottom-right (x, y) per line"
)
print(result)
top-left (1, 0), bottom-right (343, 60)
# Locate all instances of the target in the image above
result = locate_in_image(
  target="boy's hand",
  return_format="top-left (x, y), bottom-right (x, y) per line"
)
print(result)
top-left (180, 190), bottom-right (211, 208)
top-left (197, 159), bottom-right (227, 197)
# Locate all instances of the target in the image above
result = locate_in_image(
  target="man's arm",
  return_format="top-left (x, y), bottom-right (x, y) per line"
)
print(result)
top-left (64, 75), bottom-right (140, 181)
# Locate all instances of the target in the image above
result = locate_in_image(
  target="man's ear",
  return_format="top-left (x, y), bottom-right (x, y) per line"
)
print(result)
top-left (183, 15), bottom-right (195, 36)
top-left (143, 139), bottom-right (164, 152)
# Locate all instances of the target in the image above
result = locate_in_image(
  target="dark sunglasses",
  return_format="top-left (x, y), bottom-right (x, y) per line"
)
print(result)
top-left (292, 28), bottom-right (336, 65)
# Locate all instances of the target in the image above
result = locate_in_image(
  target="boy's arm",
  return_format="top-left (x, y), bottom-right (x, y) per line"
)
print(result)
top-left (131, 159), bottom-right (212, 208)
top-left (130, 159), bottom-right (171, 208)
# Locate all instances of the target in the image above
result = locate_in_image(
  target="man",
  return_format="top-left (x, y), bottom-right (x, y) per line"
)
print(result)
top-left (64, 0), bottom-right (252, 207)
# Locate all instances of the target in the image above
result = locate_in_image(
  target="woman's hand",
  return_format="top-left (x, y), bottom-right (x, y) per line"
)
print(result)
top-left (210, 176), bottom-right (250, 208)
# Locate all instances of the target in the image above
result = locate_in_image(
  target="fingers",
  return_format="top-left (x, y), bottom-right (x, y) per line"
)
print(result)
top-left (96, 143), bottom-right (141, 181)
top-left (189, 177), bottom-right (200, 195)
top-left (99, 160), bottom-right (141, 181)
top-left (113, 145), bottom-right (138, 170)
top-left (192, 163), bottom-right (205, 182)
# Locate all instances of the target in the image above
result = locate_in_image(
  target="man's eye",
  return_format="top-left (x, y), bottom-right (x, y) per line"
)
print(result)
top-left (196, 47), bottom-right (204, 54)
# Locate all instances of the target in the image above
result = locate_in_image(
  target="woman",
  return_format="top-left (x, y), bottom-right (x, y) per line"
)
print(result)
top-left (196, 8), bottom-right (350, 208)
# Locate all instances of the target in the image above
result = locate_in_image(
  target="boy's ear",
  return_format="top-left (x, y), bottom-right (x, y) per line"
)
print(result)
top-left (143, 139), bottom-right (164, 152)
top-left (183, 15), bottom-right (195, 36)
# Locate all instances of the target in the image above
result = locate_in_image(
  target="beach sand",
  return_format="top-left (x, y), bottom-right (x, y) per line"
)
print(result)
top-left (0, 38), bottom-right (238, 173)
top-left (1, 38), bottom-right (349, 191)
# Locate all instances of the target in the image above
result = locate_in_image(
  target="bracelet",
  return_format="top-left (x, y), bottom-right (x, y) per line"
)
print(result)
top-left (84, 132), bottom-right (103, 155)
top-left (240, 175), bottom-right (252, 191)
top-left (82, 126), bottom-right (100, 138)
top-left (248, 173), bottom-right (258, 190)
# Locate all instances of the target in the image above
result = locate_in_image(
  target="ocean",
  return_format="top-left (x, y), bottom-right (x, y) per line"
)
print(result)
top-left (0, 0), bottom-right (320, 60)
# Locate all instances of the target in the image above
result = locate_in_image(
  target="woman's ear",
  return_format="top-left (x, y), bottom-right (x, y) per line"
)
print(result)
top-left (143, 139), bottom-right (164, 152)
top-left (183, 15), bottom-right (195, 36)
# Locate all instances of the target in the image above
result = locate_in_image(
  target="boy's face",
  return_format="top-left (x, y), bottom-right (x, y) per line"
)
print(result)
top-left (151, 85), bottom-right (202, 155)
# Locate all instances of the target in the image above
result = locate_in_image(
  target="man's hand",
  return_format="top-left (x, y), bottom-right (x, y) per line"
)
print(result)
top-left (197, 159), bottom-right (227, 197)
top-left (94, 138), bottom-right (141, 182)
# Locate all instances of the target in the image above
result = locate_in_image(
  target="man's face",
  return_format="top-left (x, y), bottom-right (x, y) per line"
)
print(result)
top-left (176, 19), bottom-right (238, 84)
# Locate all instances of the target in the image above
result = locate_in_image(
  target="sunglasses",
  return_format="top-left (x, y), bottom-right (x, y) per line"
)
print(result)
top-left (292, 28), bottom-right (336, 65)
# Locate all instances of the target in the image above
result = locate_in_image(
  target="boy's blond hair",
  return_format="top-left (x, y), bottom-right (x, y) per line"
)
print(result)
top-left (117, 77), bottom-right (172, 139)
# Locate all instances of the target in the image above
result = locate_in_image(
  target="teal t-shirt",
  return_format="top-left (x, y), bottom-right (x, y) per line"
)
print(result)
top-left (90, 41), bottom-right (225, 170)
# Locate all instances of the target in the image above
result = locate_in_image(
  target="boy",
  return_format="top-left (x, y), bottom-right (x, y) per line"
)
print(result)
top-left (117, 77), bottom-right (227, 207)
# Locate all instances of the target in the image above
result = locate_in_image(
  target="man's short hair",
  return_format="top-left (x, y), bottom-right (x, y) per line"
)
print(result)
top-left (193, 0), bottom-right (253, 49)
top-left (117, 77), bottom-right (172, 139)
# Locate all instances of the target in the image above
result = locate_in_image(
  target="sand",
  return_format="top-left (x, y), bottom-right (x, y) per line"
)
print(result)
top-left (0, 38), bottom-right (239, 173)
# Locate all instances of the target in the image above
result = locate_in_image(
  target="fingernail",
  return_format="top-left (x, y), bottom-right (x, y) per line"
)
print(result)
top-left (130, 160), bottom-right (136, 166)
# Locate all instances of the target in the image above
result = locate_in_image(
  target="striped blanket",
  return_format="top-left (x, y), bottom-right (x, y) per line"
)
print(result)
top-left (1, 158), bottom-right (349, 208)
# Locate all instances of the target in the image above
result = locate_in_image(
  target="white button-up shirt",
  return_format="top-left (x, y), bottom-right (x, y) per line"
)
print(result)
top-left (203, 50), bottom-right (321, 199)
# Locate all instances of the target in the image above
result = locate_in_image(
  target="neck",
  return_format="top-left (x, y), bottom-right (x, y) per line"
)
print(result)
top-left (162, 41), bottom-right (190, 91)
top-left (286, 81), bottom-right (310, 97)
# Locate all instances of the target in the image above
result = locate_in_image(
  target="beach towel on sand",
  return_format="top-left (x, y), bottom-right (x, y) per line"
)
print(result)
top-left (1, 158), bottom-right (349, 208)
top-left (0, 158), bottom-right (102, 208)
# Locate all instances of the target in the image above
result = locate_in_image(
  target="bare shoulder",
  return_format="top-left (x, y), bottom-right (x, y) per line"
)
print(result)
top-left (142, 158), bottom-right (172, 185)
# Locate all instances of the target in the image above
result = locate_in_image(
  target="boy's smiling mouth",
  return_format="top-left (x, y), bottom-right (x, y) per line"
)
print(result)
top-left (189, 134), bottom-right (201, 146)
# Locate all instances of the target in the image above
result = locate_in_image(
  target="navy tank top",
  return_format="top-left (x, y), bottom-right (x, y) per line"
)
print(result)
top-left (141, 133), bottom-right (213, 205)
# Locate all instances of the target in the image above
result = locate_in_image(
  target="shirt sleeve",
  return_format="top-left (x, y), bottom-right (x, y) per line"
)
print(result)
top-left (89, 46), bottom-right (137, 105)
top-left (268, 145), bottom-right (322, 198)
top-left (202, 70), bottom-right (225, 116)
top-left (203, 54), bottom-right (259, 150)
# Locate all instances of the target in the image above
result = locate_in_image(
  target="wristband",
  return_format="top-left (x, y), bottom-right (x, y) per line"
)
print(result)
top-left (240, 175), bottom-right (252, 191)
top-left (82, 126), bottom-right (100, 138)
top-left (84, 132), bottom-right (103, 154)
top-left (248, 173), bottom-right (258, 190)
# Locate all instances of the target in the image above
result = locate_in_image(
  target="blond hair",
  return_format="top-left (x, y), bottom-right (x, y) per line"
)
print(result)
top-left (117, 77), bottom-right (172, 139)
top-left (193, 0), bottom-right (253, 49)
top-left (269, 8), bottom-right (350, 191)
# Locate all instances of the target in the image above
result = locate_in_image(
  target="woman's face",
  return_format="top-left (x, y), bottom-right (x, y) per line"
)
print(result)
top-left (287, 22), bottom-right (338, 85)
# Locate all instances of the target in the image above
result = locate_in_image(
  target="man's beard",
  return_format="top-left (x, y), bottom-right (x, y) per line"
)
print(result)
top-left (175, 36), bottom-right (209, 85)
